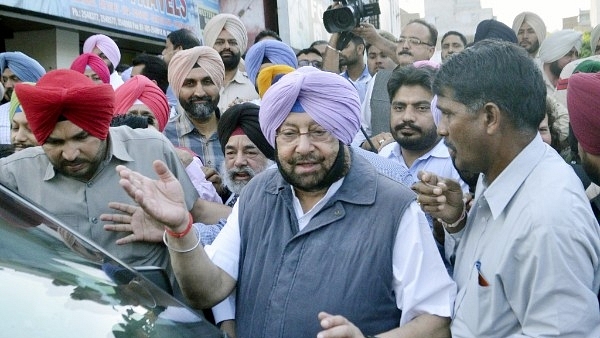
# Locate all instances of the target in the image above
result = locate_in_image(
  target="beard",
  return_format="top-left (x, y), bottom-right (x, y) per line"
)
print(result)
top-left (525, 40), bottom-right (540, 55)
top-left (221, 161), bottom-right (271, 195)
top-left (4, 87), bottom-right (12, 102)
top-left (275, 142), bottom-right (349, 193)
top-left (180, 95), bottom-right (218, 122)
top-left (220, 50), bottom-right (241, 71)
top-left (339, 54), bottom-right (357, 67)
top-left (50, 140), bottom-right (107, 181)
top-left (392, 121), bottom-right (440, 151)
top-left (549, 60), bottom-right (563, 78)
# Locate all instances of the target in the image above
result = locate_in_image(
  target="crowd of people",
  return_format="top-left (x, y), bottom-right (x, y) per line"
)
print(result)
top-left (2, 6), bottom-right (600, 338)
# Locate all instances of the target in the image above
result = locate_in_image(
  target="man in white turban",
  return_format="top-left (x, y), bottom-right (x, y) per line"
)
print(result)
top-left (203, 13), bottom-right (259, 113)
top-left (536, 30), bottom-right (582, 152)
top-left (538, 29), bottom-right (582, 89)
top-left (512, 11), bottom-right (546, 58)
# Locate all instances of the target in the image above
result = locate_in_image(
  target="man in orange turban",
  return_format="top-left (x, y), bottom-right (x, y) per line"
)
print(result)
top-left (164, 46), bottom-right (227, 196)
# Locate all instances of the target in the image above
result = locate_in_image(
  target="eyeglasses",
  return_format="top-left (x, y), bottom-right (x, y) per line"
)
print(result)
top-left (298, 60), bottom-right (323, 68)
top-left (276, 129), bottom-right (332, 144)
top-left (397, 37), bottom-right (433, 47)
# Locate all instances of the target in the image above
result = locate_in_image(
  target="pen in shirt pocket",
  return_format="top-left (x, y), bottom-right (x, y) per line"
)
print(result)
top-left (475, 260), bottom-right (489, 287)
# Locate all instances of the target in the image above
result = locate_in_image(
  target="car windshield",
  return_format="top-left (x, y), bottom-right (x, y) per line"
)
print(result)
top-left (0, 184), bottom-right (224, 337)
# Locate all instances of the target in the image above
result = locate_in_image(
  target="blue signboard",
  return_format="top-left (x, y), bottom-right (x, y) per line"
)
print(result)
top-left (0, 0), bottom-right (219, 40)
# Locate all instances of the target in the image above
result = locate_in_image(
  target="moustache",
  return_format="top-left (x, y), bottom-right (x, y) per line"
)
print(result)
top-left (289, 154), bottom-right (323, 165)
top-left (60, 158), bottom-right (87, 166)
top-left (228, 166), bottom-right (254, 178)
top-left (398, 51), bottom-right (412, 56)
top-left (395, 122), bottom-right (421, 132)
top-left (188, 95), bottom-right (212, 104)
top-left (443, 139), bottom-right (456, 152)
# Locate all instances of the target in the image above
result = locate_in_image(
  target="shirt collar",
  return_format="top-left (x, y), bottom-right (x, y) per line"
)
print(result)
top-left (231, 69), bottom-right (250, 84)
top-left (43, 129), bottom-right (134, 181)
top-left (341, 65), bottom-right (371, 82)
top-left (477, 135), bottom-right (546, 220)
top-left (382, 138), bottom-right (450, 164)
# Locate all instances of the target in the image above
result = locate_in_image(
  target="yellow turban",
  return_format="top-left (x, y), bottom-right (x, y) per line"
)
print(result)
top-left (256, 65), bottom-right (295, 98)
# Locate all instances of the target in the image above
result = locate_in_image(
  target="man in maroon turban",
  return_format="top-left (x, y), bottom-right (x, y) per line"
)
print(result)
top-left (0, 69), bottom-right (209, 289)
top-left (568, 71), bottom-right (600, 186)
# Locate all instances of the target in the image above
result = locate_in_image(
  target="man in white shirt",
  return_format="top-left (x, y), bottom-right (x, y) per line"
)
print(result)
top-left (110, 67), bottom-right (456, 338)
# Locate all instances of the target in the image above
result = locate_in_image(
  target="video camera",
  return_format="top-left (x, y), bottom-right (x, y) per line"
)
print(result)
top-left (323, 0), bottom-right (381, 33)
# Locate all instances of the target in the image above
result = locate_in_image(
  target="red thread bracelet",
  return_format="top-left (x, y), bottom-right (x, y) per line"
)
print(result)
top-left (165, 213), bottom-right (193, 238)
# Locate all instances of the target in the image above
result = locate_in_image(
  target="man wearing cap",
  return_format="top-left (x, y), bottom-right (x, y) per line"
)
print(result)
top-left (164, 46), bottom-right (226, 198)
top-left (112, 67), bottom-right (455, 338)
top-left (203, 13), bottom-right (259, 113)
top-left (83, 34), bottom-right (123, 89)
top-left (512, 11), bottom-right (547, 59)
top-left (0, 69), bottom-right (202, 286)
top-left (0, 51), bottom-right (45, 144)
top-left (217, 102), bottom-right (273, 207)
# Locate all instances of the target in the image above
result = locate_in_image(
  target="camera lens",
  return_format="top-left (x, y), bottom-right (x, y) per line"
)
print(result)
top-left (323, 6), bottom-right (358, 33)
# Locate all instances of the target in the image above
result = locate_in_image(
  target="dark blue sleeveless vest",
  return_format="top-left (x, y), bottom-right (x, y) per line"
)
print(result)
top-left (235, 152), bottom-right (415, 337)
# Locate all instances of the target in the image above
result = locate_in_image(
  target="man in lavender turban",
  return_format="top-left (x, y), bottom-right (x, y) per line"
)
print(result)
top-left (259, 66), bottom-right (360, 146)
top-left (83, 34), bottom-right (123, 89)
top-left (110, 64), bottom-right (454, 338)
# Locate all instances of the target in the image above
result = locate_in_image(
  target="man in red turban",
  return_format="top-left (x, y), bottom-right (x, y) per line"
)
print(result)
top-left (568, 71), bottom-right (600, 186)
top-left (114, 75), bottom-right (169, 131)
top-left (0, 69), bottom-right (211, 289)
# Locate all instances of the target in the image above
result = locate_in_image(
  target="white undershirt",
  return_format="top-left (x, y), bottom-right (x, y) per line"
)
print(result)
top-left (207, 179), bottom-right (456, 325)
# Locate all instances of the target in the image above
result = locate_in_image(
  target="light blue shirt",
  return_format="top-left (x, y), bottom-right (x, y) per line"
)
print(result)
top-left (341, 65), bottom-right (372, 104)
top-left (378, 139), bottom-right (469, 193)
top-left (449, 136), bottom-right (600, 337)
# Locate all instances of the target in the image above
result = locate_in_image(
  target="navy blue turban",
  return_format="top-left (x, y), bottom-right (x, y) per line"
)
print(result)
top-left (474, 19), bottom-right (518, 44)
